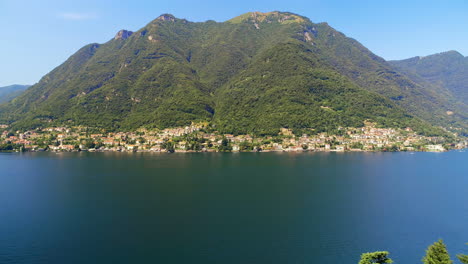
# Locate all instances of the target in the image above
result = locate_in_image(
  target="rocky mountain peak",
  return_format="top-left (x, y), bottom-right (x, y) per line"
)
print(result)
top-left (155, 14), bottom-right (176, 22)
top-left (114, 30), bottom-right (133, 40)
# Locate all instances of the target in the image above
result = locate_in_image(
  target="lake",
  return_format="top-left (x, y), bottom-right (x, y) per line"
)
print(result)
top-left (0, 151), bottom-right (467, 264)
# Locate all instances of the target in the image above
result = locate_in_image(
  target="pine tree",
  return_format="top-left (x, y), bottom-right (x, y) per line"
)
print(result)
top-left (422, 239), bottom-right (453, 264)
top-left (457, 243), bottom-right (468, 264)
top-left (359, 251), bottom-right (393, 264)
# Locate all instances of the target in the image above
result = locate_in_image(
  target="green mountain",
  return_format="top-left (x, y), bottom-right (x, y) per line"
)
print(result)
top-left (390, 51), bottom-right (468, 107)
top-left (0, 12), bottom-right (463, 135)
top-left (0, 85), bottom-right (30, 104)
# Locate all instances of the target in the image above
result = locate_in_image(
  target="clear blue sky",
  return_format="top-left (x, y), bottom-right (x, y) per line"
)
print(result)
top-left (1, 0), bottom-right (467, 86)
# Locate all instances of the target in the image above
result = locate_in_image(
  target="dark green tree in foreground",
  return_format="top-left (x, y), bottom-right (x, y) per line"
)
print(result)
top-left (457, 243), bottom-right (468, 264)
top-left (359, 251), bottom-right (393, 264)
top-left (422, 239), bottom-right (453, 264)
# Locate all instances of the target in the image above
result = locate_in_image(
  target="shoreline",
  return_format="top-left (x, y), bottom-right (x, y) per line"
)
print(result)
top-left (3, 147), bottom-right (460, 154)
top-left (2, 124), bottom-right (466, 154)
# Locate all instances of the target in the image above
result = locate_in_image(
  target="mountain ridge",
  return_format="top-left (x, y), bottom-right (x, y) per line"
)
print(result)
top-left (0, 84), bottom-right (31, 104)
top-left (390, 50), bottom-right (468, 115)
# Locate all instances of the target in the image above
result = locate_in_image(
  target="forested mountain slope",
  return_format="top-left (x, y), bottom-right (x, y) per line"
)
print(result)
top-left (390, 51), bottom-right (468, 112)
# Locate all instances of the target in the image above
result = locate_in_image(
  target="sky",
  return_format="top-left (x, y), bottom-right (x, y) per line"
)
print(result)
top-left (1, 0), bottom-right (467, 86)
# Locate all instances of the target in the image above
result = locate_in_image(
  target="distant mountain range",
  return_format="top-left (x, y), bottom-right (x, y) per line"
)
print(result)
top-left (390, 51), bottom-right (468, 107)
top-left (0, 11), bottom-right (466, 136)
top-left (0, 85), bottom-right (30, 104)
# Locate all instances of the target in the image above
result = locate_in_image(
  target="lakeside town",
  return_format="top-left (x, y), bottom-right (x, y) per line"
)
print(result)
top-left (0, 122), bottom-right (466, 153)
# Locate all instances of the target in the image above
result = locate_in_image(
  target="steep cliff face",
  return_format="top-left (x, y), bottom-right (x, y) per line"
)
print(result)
top-left (0, 12), bottom-right (463, 135)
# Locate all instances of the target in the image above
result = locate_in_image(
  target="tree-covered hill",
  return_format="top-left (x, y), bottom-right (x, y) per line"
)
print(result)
top-left (0, 12), bottom-right (464, 135)
top-left (390, 51), bottom-right (468, 112)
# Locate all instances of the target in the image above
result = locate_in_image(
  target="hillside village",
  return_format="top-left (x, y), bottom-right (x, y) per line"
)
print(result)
top-left (0, 122), bottom-right (465, 153)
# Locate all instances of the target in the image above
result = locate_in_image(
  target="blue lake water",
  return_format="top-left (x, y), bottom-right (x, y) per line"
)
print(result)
top-left (0, 151), bottom-right (467, 263)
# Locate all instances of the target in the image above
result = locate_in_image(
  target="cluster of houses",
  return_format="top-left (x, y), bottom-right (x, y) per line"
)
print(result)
top-left (1, 123), bottom-right (466, 153)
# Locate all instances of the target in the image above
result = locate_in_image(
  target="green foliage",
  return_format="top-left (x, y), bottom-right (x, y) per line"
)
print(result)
top-left (359, 251), bottom-right (393, 264)
top-left (185, 137), bottom-right (204, 151)
top-left (390, 51), bottom-right (468, 133)
top-left (83, 140), bottom-right (95, 149)
top-left (383, 145), bottom-right (399, 152)
top-left (422, 239), bottom-right (453, 264)
top-left (161, 140), bottom-right (175, 153)
top-left (391, 51), bottom-right (468, 106)
top-left (214, 41), bottom-right (437, 135)
top-left (218, 137), bottom-right (232, 152)
top-left (239, 141), bottom-right (254, 151)
top-left (349, 142), bottom-right (364, 149)
top-left (457, 243), bottom-right (468, 264)
top-left (0, 143), bottom-right (15, 151)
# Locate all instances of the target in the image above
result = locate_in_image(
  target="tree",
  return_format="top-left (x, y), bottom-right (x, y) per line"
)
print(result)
top-left (0, 143), bottom-right (14, 151)
top-left (457, 243), bottom-right (468, 264)
top-left (422, 239), bottom-right (453, 264)
top-left (84, 140), bottom-right (95, 149)
top-left (239, 141), bottom-right (253, 151)
top-left (350, 142), bottom-right (364, 149)
top-left (161, 140), bottom-right (175, 153)
top-left (218, 137), bottom-right (232, 152)
top-left (359, 251), bottom-right (393, 264)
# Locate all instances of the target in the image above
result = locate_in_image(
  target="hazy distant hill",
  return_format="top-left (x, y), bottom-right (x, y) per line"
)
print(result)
top-left (0, 84), bottom-right (30, 104)
top-left (0, 12), bottom-right (465, 135)
top-left (390, 51), bottom-right (468, 107)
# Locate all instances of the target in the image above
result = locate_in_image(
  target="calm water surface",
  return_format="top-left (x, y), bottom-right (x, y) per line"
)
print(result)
top-left (0, 151), bottom-right (467, 264)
